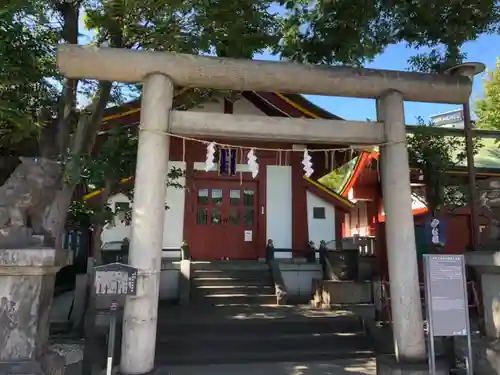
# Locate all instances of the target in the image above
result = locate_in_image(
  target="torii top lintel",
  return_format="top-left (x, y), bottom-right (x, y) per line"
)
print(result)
top-left (57, 44), bottom-right (471, 105)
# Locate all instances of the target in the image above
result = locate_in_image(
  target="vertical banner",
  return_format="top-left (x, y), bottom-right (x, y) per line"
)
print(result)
top-left (425, 216), bottom-right (446, 248)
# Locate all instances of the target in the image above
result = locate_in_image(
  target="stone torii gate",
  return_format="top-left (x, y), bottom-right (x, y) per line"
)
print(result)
top-left (57, 45), bottom-right (472, 375)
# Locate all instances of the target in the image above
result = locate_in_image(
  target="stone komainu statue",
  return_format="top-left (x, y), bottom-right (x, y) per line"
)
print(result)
top-left (0, 157), bottom-right (61, 247)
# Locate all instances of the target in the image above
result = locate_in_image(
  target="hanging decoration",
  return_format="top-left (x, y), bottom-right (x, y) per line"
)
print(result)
top-left (219, 148), bottom-right (237, 176)
top-left (138, 126), bottom-right (382, 178)
top-left (302, 149), bottom-right (314, 178)
top-left (247, 148), bottom-right (259, 178)
top-left (205, 142), bottom-right (216, 172)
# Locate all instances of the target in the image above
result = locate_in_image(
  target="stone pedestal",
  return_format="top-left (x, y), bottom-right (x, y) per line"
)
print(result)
top-left (376, 354), bottom-right (448, 375)
top-left (465, 251), bottom-right (500, 338)
top-left (0, 248), bottom-right (67, 374)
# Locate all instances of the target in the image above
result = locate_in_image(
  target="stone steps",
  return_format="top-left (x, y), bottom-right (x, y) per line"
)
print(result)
top-left (155, 305), bottom-right (374, 366)
top-left (192, 277), bottom-right (272, 287)
top-left (190, 261), bottom-right (275, 305)
top-left (191, 293), bottom-right (277, 305)
top-left (191, 270), bottom-right (272, 281)
top-left (193, 284), bottom-right (275, 296)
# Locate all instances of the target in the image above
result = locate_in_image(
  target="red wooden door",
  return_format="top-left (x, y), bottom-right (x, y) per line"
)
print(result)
top-left (224, 181), bottom-right (258, 260)
top-left (190, 180), bottom-right (258, 260)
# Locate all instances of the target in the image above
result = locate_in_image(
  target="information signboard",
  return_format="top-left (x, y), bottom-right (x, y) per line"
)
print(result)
top-left (93, 262), bottom-right (138, 375)
top-left (423, 254), bottom-right (473, 375)
top-left (424, 254), bottom-right (467, 336)
top-left (94, 262), bottom-right (138, 297)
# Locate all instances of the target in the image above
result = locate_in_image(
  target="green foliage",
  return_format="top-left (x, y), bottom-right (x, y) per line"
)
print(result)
top-left (0, 0), bottom-right (57, 147)
top-left (82, 0), bottom-right (279, 58)
top-left (1, 0), bottom-right (282, 235)
top-left (67, 125), bottom-right (185, 228)
top-left (278, 0), bottom-right (500, 70)
top-left (407, 118), bottom-right (481, 212)
top-left (475, 57), bottom-right (500, 130)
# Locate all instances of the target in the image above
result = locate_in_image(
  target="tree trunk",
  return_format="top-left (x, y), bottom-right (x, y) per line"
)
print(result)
top-left (43, 82), bottom-right (112, 248)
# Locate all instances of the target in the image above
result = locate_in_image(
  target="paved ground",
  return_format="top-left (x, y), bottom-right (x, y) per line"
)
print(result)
top-left (155, 358), bottom-right (376, 375)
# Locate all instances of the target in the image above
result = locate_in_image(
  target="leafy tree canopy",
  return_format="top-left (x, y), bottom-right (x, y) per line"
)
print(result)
top-left (278, 0), bottom-right (500, 71)
top-left (407, 119), bottom-right (482, 213)
top-left (0, 0), bottom-right (57, 147)
top-left (475, 57), bottom-right (500, 130)
top-left (0, 0), bottom-right (281, 243)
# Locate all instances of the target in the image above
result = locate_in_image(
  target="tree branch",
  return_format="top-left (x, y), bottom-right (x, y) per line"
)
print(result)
top-left (39, 0), bottom-right (80, 159)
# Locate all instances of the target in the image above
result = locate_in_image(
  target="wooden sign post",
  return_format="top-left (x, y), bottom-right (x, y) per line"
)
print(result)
top-left (423, 254), bottom-right (473, 375)
top-left (94, 263), bottom-right (138, 375)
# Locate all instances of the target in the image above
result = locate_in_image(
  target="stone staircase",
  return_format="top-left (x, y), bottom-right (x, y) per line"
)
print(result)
top-left (190, 261), bottom-right (276, 305)
top-left (155, 304), bottom-right (374, 366)
top-left (153, 261), bottom-right (374, 366)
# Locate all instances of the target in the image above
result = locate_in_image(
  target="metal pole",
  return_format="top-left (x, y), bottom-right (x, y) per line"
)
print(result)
top-left (445, 63), bottom-right (486, 250)
top-left (423, 255), bottom-right (437, 375)
top-left (463, 102), bottom-right (480, 248)
top-left (107, 302), bottom-right (118, 375)
top-left (460, 256), bottom-right (474, 375)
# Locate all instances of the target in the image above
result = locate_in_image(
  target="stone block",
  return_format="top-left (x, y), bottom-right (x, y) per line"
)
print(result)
top-left (45, 342), bottom-right (84, 375)
top-left (0, 360), bottom-right (44, 375)
top-left (0, 248), bottom-right (67, 363)
top-left (278, 263), bottom-right (322, 301)
top-left (465, 251), bottom-right (500, 338)
top-left (376, 354), bottom-right (448, 375)
top-left (321, 280), bottom-right (372, 305)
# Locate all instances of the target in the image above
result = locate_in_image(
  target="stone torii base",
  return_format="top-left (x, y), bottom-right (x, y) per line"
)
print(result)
top-left (56, 45), bottom-right (473, 375)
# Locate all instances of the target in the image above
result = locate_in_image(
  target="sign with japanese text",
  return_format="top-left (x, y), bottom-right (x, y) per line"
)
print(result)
top-left (423, 254), bottom-right (469, 336)
top-left (94, 262), bottom-right (138, 297)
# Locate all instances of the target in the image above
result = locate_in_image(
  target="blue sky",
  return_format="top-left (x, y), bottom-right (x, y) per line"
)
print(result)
top-left (256, 35), bottom-right (499, 123)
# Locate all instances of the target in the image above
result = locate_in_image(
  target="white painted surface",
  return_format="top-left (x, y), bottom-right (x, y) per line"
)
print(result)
top-left (306, 190), bottom-right (336, 245)
top-left (162, 161), bottom-right (186, 249)
top-left (266, 166), bottom-right (292, 257)
top-left (234, 96), bottom-right (267, 115)
top-left (101, 161), bottom-right (186, 250)
top-left (189, 96), bottom-right (265, 116)
top-left (102, 193), bottom-right (131, 244)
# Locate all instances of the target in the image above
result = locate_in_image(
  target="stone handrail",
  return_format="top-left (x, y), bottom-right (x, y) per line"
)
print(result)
top-left (267, 260), bottom-right (287, 305)
top-left (266, 241), bottom-right (287, 304)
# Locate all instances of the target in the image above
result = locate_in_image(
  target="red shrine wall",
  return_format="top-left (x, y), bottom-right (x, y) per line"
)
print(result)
top-left (100, 152), bottom-right (348, 260)
top-left (348, 165), bottom-right (490, 281)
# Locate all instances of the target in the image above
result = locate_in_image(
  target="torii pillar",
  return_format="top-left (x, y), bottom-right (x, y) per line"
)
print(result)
top-left (119, 73), bottom-right (174, 373)
top-left (56, 45), bottom-right (473, 375)
top-left (377, 91), bottom-right (426, 361)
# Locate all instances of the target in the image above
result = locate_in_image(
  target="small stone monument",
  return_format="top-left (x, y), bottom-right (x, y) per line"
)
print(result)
top-left (0, 157), bottom-right (69, 374)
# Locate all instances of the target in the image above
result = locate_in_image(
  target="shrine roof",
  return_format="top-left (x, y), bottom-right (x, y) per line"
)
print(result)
top-left (84, 91), bottom-right (364, 201)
